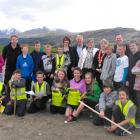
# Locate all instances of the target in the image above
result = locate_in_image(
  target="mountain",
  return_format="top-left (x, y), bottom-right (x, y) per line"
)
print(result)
top-left (0, 27), bottom-right (140, 46)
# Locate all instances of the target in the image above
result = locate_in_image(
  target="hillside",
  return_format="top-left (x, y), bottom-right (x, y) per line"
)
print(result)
top-left (0, 27), bottom-right (140, 46)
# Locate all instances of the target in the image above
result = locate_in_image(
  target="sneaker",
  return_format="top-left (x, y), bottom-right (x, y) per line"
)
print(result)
top-left (67, 115), bottom-right (77, 123)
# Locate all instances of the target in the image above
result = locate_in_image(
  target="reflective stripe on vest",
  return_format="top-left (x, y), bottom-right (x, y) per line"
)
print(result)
top-left (56, 54), bottom-right (65, 70)
top-left (115, 100), bottom-right (136, 126)
top-left (0, 82), bottom-right (3, 96)
top-left (10, 87), bottom-right (27, 100)
top-left (34, 82), bottom-right (47, 96)
top-left (67, 88), bottom-right (81, 106)
top-left (52, 90), bottom-right (64, 106)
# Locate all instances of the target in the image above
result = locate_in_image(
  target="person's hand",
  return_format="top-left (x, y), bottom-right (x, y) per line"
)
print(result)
top-left (107, 125), bottom-right (117, 132)
top-left (99, 111), bottom-right (104, 118)
top-left (125, 81), bottom-right (129, 87)
top-left (50, 74), bottom-right (54, 79)
top-left (96, 69), bottom-right (101, 73)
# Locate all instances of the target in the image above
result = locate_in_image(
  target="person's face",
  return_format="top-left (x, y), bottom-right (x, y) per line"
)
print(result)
top-left (36, 74), bottom-right (44, 84)
top-left (103, 87), bottom-right (111, 94)
top-left (87, 40), bottom-right (94, 48)
top-left (100, 42), bottom-right (108, 51)
top-left (76, 38), bottom-right (83, 46)
top-left (22, 47), bottom-right (28, 54)
top-left (57, 71), bottom-right (65, 81)
top-left (14, 73), bottom-right (21, 80)
top-left (117, 47), bottom-right (125, 56)
top-left (73, 70), bottom-right (81, 80)
top-left (11, 36), bottom-right (18, 46)
top-left (115, 35), bottom-right (123, 45)
top-left (63, 41), bottom-right (70, 47)
top-left (34, 43), bottom-right (41, 52)
top-left (119, 91), bottom-right (128, 103)
top-left (105, 47), bottom-right (112, 55)
top-left (85, 74), bottom-right (93, 84)
top-left (45, 47), bottom-right (51, 55)
top-left (129, 43), bottom-right (138, 54)
top-left (57, 47), bottom-right (63, 54)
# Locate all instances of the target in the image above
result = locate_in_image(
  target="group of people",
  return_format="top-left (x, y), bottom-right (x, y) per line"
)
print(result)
top-left (0, 34), bottom-right (140, 136)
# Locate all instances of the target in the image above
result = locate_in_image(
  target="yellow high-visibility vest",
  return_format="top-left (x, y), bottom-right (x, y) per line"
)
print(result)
top-left (52, 90), bottom-right (65, 107)
top-left (56, 54), bottom-right (65, 70)
top-left (67, 88), bottom-right (81, 106)
top-left (115, 100), bottom-right (136, 126)
top-left (34, 82), bottom-right (47, 96)
top-left (0, 82), bottom-right (3, 96)
top-left (10, 87), bottom-right (27, 101)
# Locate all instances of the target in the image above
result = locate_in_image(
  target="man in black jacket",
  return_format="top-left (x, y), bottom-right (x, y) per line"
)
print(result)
top-left (71, 35), bottom-right (86, 70)
top-left (2, 35), bottom-right (21, 85)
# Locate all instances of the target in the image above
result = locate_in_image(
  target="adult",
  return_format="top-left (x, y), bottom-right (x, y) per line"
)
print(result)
top-left (78, 38), bottom-right (98, 75)
top-left (126, 40), bottom-right (140, 104)
top-left (2, 35), bottom-right (21, 85)
top-left (31, 40), bottom-right (44, 81)
top-left (63, 36), bottom-right (73, 80)
top-left (93, 39), bottom-right (108, 88)
top-left (113, 34), bottom-right (130, 56)
top-left (71, 35), bottom-right (86, 69)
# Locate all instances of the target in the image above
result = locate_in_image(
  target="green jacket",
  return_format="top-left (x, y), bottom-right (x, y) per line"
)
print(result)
top-left (87, 81), bottom-right (101, 102)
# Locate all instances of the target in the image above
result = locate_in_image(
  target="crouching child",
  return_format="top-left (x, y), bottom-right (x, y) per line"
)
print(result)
top-left (107, 87), bottom-right (136, 136)
top-left (4, 70), bottom-right (27, 116)
top-left (28, 71), bottom-right (51, 113)
top-left (93, 84), bottom-right (118, 127)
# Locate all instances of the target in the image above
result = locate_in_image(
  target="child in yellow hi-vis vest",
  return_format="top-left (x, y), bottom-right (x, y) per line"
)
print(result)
top-left (28, 71), bottom-right (51, 113)
top-left (4, 70), bottom-right (27, 117)
top-left (50, 69), bottom-right (69, 114)
top-left (107, 87), bottom-right (136, 136)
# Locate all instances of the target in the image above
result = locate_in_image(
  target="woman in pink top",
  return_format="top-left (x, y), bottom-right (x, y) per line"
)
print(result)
top-left (65, 67), bottom-right (86, 123)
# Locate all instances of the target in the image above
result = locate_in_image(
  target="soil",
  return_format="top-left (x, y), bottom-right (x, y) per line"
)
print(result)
top-left (0, 110), bottom-right (139, 140)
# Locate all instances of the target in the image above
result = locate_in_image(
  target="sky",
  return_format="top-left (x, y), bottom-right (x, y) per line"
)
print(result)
top-left (0, 0), bottom-right (140, 32)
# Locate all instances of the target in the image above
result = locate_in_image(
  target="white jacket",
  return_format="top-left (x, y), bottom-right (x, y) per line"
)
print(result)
top-left (78, 47), bottom-right (99, 69)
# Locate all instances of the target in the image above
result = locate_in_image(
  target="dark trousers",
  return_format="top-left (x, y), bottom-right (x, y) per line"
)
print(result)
top-left (28, 97), bottom-right (47, 113)
top-left (25, 78), bottom-right (32, 91)
top-left (135, 90), bottom-right (140, 123)
top-left (4, 100), bottom-right (27, 117)
top-left (94, 71), bottom-right (103, 89)
top-left (50, 104), bottom-right (66, 114)
top-left (82, 68), bottom-right (93, 77)
top-left (4, 70), bottom-right (13, 85)
top-left (83, 98), bottom-right (97, 109)
top-left (113, 81), bottom-right (123, 91)
top-left (93, 107), bottom-right (112, 126)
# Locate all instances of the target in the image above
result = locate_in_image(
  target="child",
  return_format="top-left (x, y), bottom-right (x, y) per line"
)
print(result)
top-left (66, 72), bottom-right (101, 122)
top-left (16, 44), bottom-right (34, 91)
top-left (31, 40), bottom-right (44, 81)
top-left (131, 60), bottom-right (140, 126)
top-left (0, 53), bottom-right (4, 82)
top-left (107, 87), bottom-right (136, 136)
top-left (28, 71), bottom-right (51, 113)
top-left (64, 67), bottom-right (86, 123)
top-left (4, 70), bottom-right (27, 117)
top-left (41, 44), bottom-right (55, 87)
top-left (100, 44), bottom-right (116, 86)
top-left (93, 84), bottom-right (118, 126)
top-left (55, 46), bottom-right (70, 72)
top-left (114, 45), bottom-right (128, 90)
top-left (50, 69), bottom-right (69, 114)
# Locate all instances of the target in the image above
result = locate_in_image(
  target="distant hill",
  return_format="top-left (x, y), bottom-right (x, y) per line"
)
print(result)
top-left (0, 27), bottom-right (140, 46)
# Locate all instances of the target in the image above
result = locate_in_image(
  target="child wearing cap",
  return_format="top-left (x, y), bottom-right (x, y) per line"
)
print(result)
top-left (93, 84), bottom-right (118, 127)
